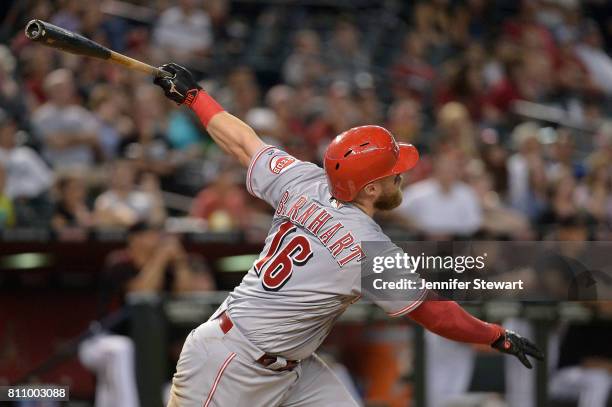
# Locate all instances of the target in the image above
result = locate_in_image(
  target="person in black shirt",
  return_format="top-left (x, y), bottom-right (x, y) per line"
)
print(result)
top-left (549, 302), bottom-right (612, 407)
top-left (101, 222), bottom-right (214, 314)
top-left (80, 222), bottom-right (215, 407)
top-left (51, 174), bottom-right (94, 235)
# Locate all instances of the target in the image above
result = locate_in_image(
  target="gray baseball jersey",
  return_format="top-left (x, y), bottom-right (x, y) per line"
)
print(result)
top-left (216, 145), bottom-right (426, 361)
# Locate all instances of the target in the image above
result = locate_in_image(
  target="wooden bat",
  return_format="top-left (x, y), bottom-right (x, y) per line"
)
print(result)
top-left (25, 19), bottom-right (171, 78)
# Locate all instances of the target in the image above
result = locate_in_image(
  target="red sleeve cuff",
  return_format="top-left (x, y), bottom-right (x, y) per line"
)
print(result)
top-left (188, 90), bottom-right (225, 127)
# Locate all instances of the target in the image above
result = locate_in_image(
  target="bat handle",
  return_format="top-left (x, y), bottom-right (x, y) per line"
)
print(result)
top-left (154, 67), bottom-right (174, 79)
top-left (109, 51), bottom-right (173, 78)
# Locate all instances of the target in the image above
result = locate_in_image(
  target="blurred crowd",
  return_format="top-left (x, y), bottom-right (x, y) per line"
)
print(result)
top-left (0, 0), bottom-right (611, 241)
top-left (2, 2), bottom-right (612, 406)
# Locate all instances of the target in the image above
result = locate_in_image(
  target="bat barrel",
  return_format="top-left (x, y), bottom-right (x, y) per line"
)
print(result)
top-left (24, 19), bottom-right (112, 60)
top-left (25, 19), bottom-right (44, 41)
top-left (25, 19), bottom-right (171, 78)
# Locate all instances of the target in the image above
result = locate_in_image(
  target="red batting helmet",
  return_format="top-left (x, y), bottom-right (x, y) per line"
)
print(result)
top-left (323, 125), bottom-right (419, 201)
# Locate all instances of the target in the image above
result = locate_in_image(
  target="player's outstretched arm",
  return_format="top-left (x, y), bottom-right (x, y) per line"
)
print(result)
top-left (153, 63), bottom-right (265, 167)
top-left (408, 291), bottom-right (544, 369)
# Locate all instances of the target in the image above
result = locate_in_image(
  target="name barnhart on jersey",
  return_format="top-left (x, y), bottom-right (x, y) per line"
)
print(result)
top-left (275, 191), bottom-right (365, 266)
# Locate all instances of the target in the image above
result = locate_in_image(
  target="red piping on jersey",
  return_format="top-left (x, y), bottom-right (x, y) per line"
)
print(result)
top-left (247, 145), bottom-right (275, 197)
top-left (386, 288), bottom-right (428, 317)
top-left (203, 352), bottom-right (236, 407)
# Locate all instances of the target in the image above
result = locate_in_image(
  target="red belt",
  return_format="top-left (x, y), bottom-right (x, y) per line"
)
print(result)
top-left (217, 311), bottom-right (299, 372)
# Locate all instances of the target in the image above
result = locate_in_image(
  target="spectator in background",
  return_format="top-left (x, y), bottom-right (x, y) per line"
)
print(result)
top-left (479, 129), bottom-right (509, 196)
top-left (206, 0), bottom-right (230, 38)
top-left (576, 155), bottom-right (612, 228)
top-left (591, 121), bottom-right (612, 164)
top-left (436, 102), bottom-right (478, 158)
top-left (540, 169), bottom-right (580, 226)
top-left (120, 84), bottom-right (199, 193)
top-left (264, 85), bottom-right (306, 145)
top-left (0, 110), bottom-right (53, 226)
top-left (166, 107), bottom-right (206, 152)
top-left (50, 0), bottom-right (83, 33)
top-left (386, 98), bottom-right (423, 145)
top-left (507, 122), bottom-right (547, 220)
top-left (94, 160), bottom-right (165, 228)
top-left (103, 222), bottom-right (215, 299)
top-left (504, 1), bottom-right (558, 65)
top-left (0, 45), bottom-right (29, 130)
top-left (546, 129), bottom-right (582, 182)
top-left (120, 109), bottom-right (175, 177)
top-left (397, 149), bottom-right (482, 238)
top-left (574, 21), bottom-right (612, 95)
top-left (18, 45), bottom-right (54, 108)
top-left (32, 68), bottom-right (101, 170)
top-left (216, 66), bottom-right (260, 119)
top-left (80, 222), bottom-right (215, 407)
top-left (51, 174), bottom-right (94, 233)
top-left (556, 36), bottom-right (601, 110)
top-left (355, 74), bottom-right (384, 125)
top-left (0, 110), bottom-right (53, 198)
top-left (0, 163), bottom-right (15, 229)
top-left (549, 302), bottom-right (612, 407)
top-left (390, 31), bottom-right (436, 101)
top-left (466, 160), bottom-right (530, 238)
top-left (436, 60), bottom-right (488, 122)
top-left (486, 56), bottom-right (529, 117)
top-left (190, 168), bottom-right (251, 232)
top-left (307, 81), bottom-right (360, 152)
top-left (411, 2), bottom-right (452, 64)
top-left (89, 84), bottom-right (134, 160)
top-left (283, 29), bottom-right (326, 87)
top-left (245, 107), bottom-right (279, 146)
top-left (153, 0), bottom-right (212, 68)
top-left (324, 20), bottom-right (370, 84)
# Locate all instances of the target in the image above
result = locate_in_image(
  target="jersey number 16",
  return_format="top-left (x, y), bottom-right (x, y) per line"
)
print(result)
top-left (254, 221), bottom-right (314, 291)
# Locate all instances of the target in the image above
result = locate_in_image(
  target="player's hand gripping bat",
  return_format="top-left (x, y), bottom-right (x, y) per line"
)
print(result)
top-left (25, 19), bottom-right (171, 78)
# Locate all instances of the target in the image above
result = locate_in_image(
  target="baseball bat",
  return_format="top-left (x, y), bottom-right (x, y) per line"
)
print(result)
top-left (25, 19), bottom-right (171, 78)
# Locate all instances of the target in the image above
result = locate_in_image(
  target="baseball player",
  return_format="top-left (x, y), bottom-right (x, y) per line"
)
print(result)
top-left (153, 63), bottom-right (543, 407)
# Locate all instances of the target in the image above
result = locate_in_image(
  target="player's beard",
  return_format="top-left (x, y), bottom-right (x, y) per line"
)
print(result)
top-left (374, 188), bottom-right (403, 211)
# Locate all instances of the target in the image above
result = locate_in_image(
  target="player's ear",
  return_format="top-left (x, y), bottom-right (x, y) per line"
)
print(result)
top-left (362, 182), bottom-right (381, 199)
top-left (353, 181), bottom-right (381, 205)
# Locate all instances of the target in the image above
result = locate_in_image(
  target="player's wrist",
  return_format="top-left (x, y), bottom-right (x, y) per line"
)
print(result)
top-left (182, 88), bottom-right (202, 107)
top-left (490, 324), bottom-right (505, 346)
top-left (188, 89), bottom-right (225, 126)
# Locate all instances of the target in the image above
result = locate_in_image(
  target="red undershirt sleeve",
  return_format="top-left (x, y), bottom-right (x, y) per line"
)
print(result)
top-left (407, 292), bottom-right (504, 345)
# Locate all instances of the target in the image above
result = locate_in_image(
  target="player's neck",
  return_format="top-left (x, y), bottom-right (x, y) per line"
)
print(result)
top-left (352, 201), bottom-right (375, 218)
